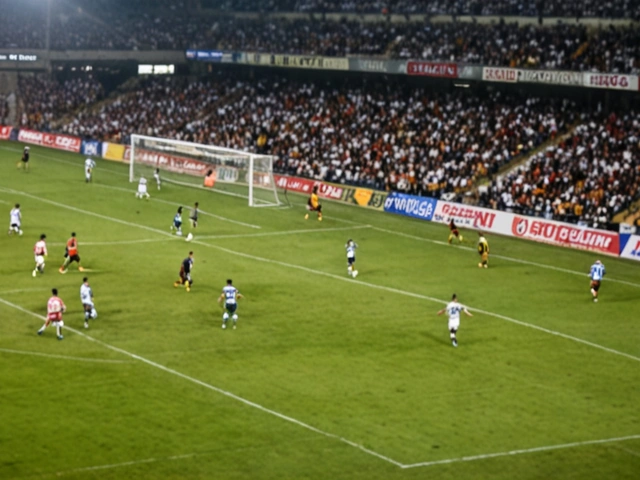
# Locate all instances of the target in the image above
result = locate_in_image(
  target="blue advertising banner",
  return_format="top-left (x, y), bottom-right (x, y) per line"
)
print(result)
top-left (185, 50), bottom-right (223, 62)
top-left (383, 192), bottom-right (437, 221)
top-left (81, 140), bottom-right (101, 157)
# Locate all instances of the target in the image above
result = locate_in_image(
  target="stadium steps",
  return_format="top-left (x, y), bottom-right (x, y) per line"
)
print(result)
top-left (472, 119), bottom-right (581, 191)
top-left (613, 202), bottom-right (640, 225)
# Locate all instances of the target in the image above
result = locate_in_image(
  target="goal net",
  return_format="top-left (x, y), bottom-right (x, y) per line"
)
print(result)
top-left (129, 134), bottom-right (282, 207)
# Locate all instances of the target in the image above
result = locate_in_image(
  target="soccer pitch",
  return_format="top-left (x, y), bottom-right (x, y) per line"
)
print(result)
top-left (1, 141), bottom-right (639, 480)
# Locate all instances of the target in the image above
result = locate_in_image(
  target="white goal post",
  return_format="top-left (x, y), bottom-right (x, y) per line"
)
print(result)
top-left (129, 134), bottom-right (283, 207)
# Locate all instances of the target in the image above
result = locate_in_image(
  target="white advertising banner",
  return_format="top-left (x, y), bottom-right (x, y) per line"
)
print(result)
top-left (583, 73), bottom-right (638, 91)
top-left (619, 234), bottom-right (640, 262)
top-left (432, 201), bottom-right (620, 256)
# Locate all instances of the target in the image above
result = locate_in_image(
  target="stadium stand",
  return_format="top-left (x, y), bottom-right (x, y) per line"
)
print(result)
top-left (18, 75), bottom-right (104, 132)
top-left (51, 74), bottom-right (574, 197)
top-left (479, 112), bottom-right (640, 229)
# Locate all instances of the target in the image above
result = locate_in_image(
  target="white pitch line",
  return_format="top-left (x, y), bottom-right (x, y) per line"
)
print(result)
top-left (55, 453), bottom-right (197, 476)
top-left (0, 287), bottom-right (50, 295)
top-left (0, 296), bottom-right (404, 469)
top-left (3, 186), bottom-right (639, 365)
top-left (0, 347), bottom-right (131, 364)
top-left (92, 183), bottom-right (262, 230)
top-left (195, 224), bottom-right (371, 240)
top-left (402, 434), bottom-right (640, 468)
top-left (371, 226), bottom-right (640, 289)
top-left (0, 145), bottom-right (261, 230)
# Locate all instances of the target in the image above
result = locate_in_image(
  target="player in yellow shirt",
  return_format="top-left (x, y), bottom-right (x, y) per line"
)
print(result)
top-left (305, 185), bottom-right (322, 221)
top-left (477, 232), bottom-right (489, 268)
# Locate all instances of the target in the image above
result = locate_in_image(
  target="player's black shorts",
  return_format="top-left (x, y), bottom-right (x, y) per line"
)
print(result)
top-left (225, 303), bottom-right (237, 314)
top-left (347, 257), bottom-right (355, 265)
top-left (68, 254), bottom-right (80, 263)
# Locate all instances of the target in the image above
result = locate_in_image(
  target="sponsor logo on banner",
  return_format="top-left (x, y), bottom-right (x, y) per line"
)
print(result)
top-left (17, 129), bottom-right (81, 152)
top-left (134, 148), bottom-right (210, 176)
top-left (619, 234), bottom-right (640, 262)
top-left (244, 53), bottom-right (349, 70)
top-left (351, 58), bottom-right (389, 73)
top-left (482, 67), bottom-right (517, 83)
top-left (511, 216), bottom-right (619, 255)
top-left (81, 140), bottom-right (101, 157)
top-left (342, 187), bottom-right (387, 210)
top-left (518, 69), bottom-right (582, 86)
top-left (274, 175), bottom-right (315, 194)
top-left (407, 61), bottom-right (458, 78)
top-left (383, 192), bottom-right (437, 220)
top-left (318, 183), bottom-right (344, 200)
top-left (584, 73), bottom-right (638, 91)
top-left (0, 125), bottom-right (12, 140)
top-left (102, 142), bottom-right (126, 162)
top-left (432, 201), bottom-right (498, 229)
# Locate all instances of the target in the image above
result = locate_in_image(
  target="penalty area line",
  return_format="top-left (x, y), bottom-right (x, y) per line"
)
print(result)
top-left (0, 296), bottom-right (404, 469)
top-left (0, 347), bottom-right (132, 364)
top-left (402, 434), bottom-right (640, 468)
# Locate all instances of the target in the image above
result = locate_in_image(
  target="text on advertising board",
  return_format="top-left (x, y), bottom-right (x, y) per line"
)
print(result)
top-left (407, 61), bottom-right (457, 78)
top-left (511, 217), bottom-right (619, 255)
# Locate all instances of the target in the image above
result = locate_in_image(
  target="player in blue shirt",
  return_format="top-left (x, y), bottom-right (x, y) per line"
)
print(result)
top-left (173, 251), bottom-right (194, 292)
top-left (170, 206), bottom-right (183, 236)
top-left (218, 279), bottom-right (243, 329)
top-left (589, 260), bottom-right (606, 302)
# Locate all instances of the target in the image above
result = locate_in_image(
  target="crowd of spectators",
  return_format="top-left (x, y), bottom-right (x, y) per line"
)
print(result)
top-left (0, 95), bottom-right (8, 124)
top-left (56, 75), bottom-right (239, 143)
top-left (18, 75), bottom-right (104, 131)
top-left (479, 112), bottom-right (640, 229)
top-left (2, 5), bottom-right (640, 74)
top-left (292, 0), bottom-right (640, 18)
top-left (51, 74), bottom-right (573, 197)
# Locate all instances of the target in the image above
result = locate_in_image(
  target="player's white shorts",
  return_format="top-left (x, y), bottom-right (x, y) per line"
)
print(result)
top-left (448, 317), bottom-right (460, 331)
top-left (35, 255), bottom-right (45, 266)
top-left (138, 185), bottom-right (148, 194)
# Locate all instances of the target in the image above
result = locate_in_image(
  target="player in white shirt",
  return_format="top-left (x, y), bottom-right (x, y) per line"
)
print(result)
top-left (135, 176), bottom-right (150, 199)
top-left (8, 203), bottom-right (23, 236)
top-left (437, 293), bottom-right (473, 347)
top-left (345, 239), bottom-right (358, 277)
top-left (32, 234), bottom-right (48, 277)
top-left (154, 168), bottom-right (161, 190)
top-left (84, 158), bottom-right (96, 183)
top-left (218, 279), bottom-right (243, 329)
top-left (80, 276), bottom-right (97, 329)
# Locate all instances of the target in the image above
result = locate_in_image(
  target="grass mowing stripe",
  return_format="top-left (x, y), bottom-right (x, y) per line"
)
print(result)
top-left (3, 186), bottom-right (639, 365)
top-left (0, 296), bottom-right (404, 468)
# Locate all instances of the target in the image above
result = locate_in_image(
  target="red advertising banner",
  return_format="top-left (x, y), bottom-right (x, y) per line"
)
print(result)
top-left (17, 129), bottom-right (81, 153)
top-left (274, 175), bottom-right (345, 200)
top-left (0, 125), bottom-right (12, 140)
top-left (407, 61), bottom-right (458, 78)
top-left (583, 73), bottom-right (638, 91)
top-left (511, 216), bottom-right (619, 255)
top-left (482, 67), bottom-right (518, 83)
top-left (432, 202), bottom-right (500, 230)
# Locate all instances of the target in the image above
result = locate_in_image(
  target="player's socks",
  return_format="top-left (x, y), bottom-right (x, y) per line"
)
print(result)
top-left (452, 338), bottom-right (458, 347)
top-left (459, 235), bottom-right (463, 242)
top-left (448, 234), bottom-right (453, 244)
top-left (37, 325), bottom-right (45, 334)
top-left (304, 214), bottom-right (309, 220)
top-left (84, 321), bottom-right (89, 329)
top-left (173, 281), bottom-right (180, 287)
top-left (32, 269), bottom-right (37, 277)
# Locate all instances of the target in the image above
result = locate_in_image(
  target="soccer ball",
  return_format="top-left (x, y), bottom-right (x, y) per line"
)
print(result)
top-left (352, 270), bottom-right (358, 278)
top-left (186, 233), bottom-right (193, 242)
top-left (90, 308), bottom-right (98, 319)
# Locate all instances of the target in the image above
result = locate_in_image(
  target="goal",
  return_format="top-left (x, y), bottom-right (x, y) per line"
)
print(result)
top-left (129, 134), bottom-right (283, 207)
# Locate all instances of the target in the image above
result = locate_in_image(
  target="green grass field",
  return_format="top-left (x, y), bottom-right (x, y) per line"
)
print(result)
top-left (1, 140), bottom-right (639, 480)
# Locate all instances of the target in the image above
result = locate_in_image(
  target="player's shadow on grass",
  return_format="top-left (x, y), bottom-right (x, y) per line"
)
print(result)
top-left (420, 330), bottom-right (450, 346)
